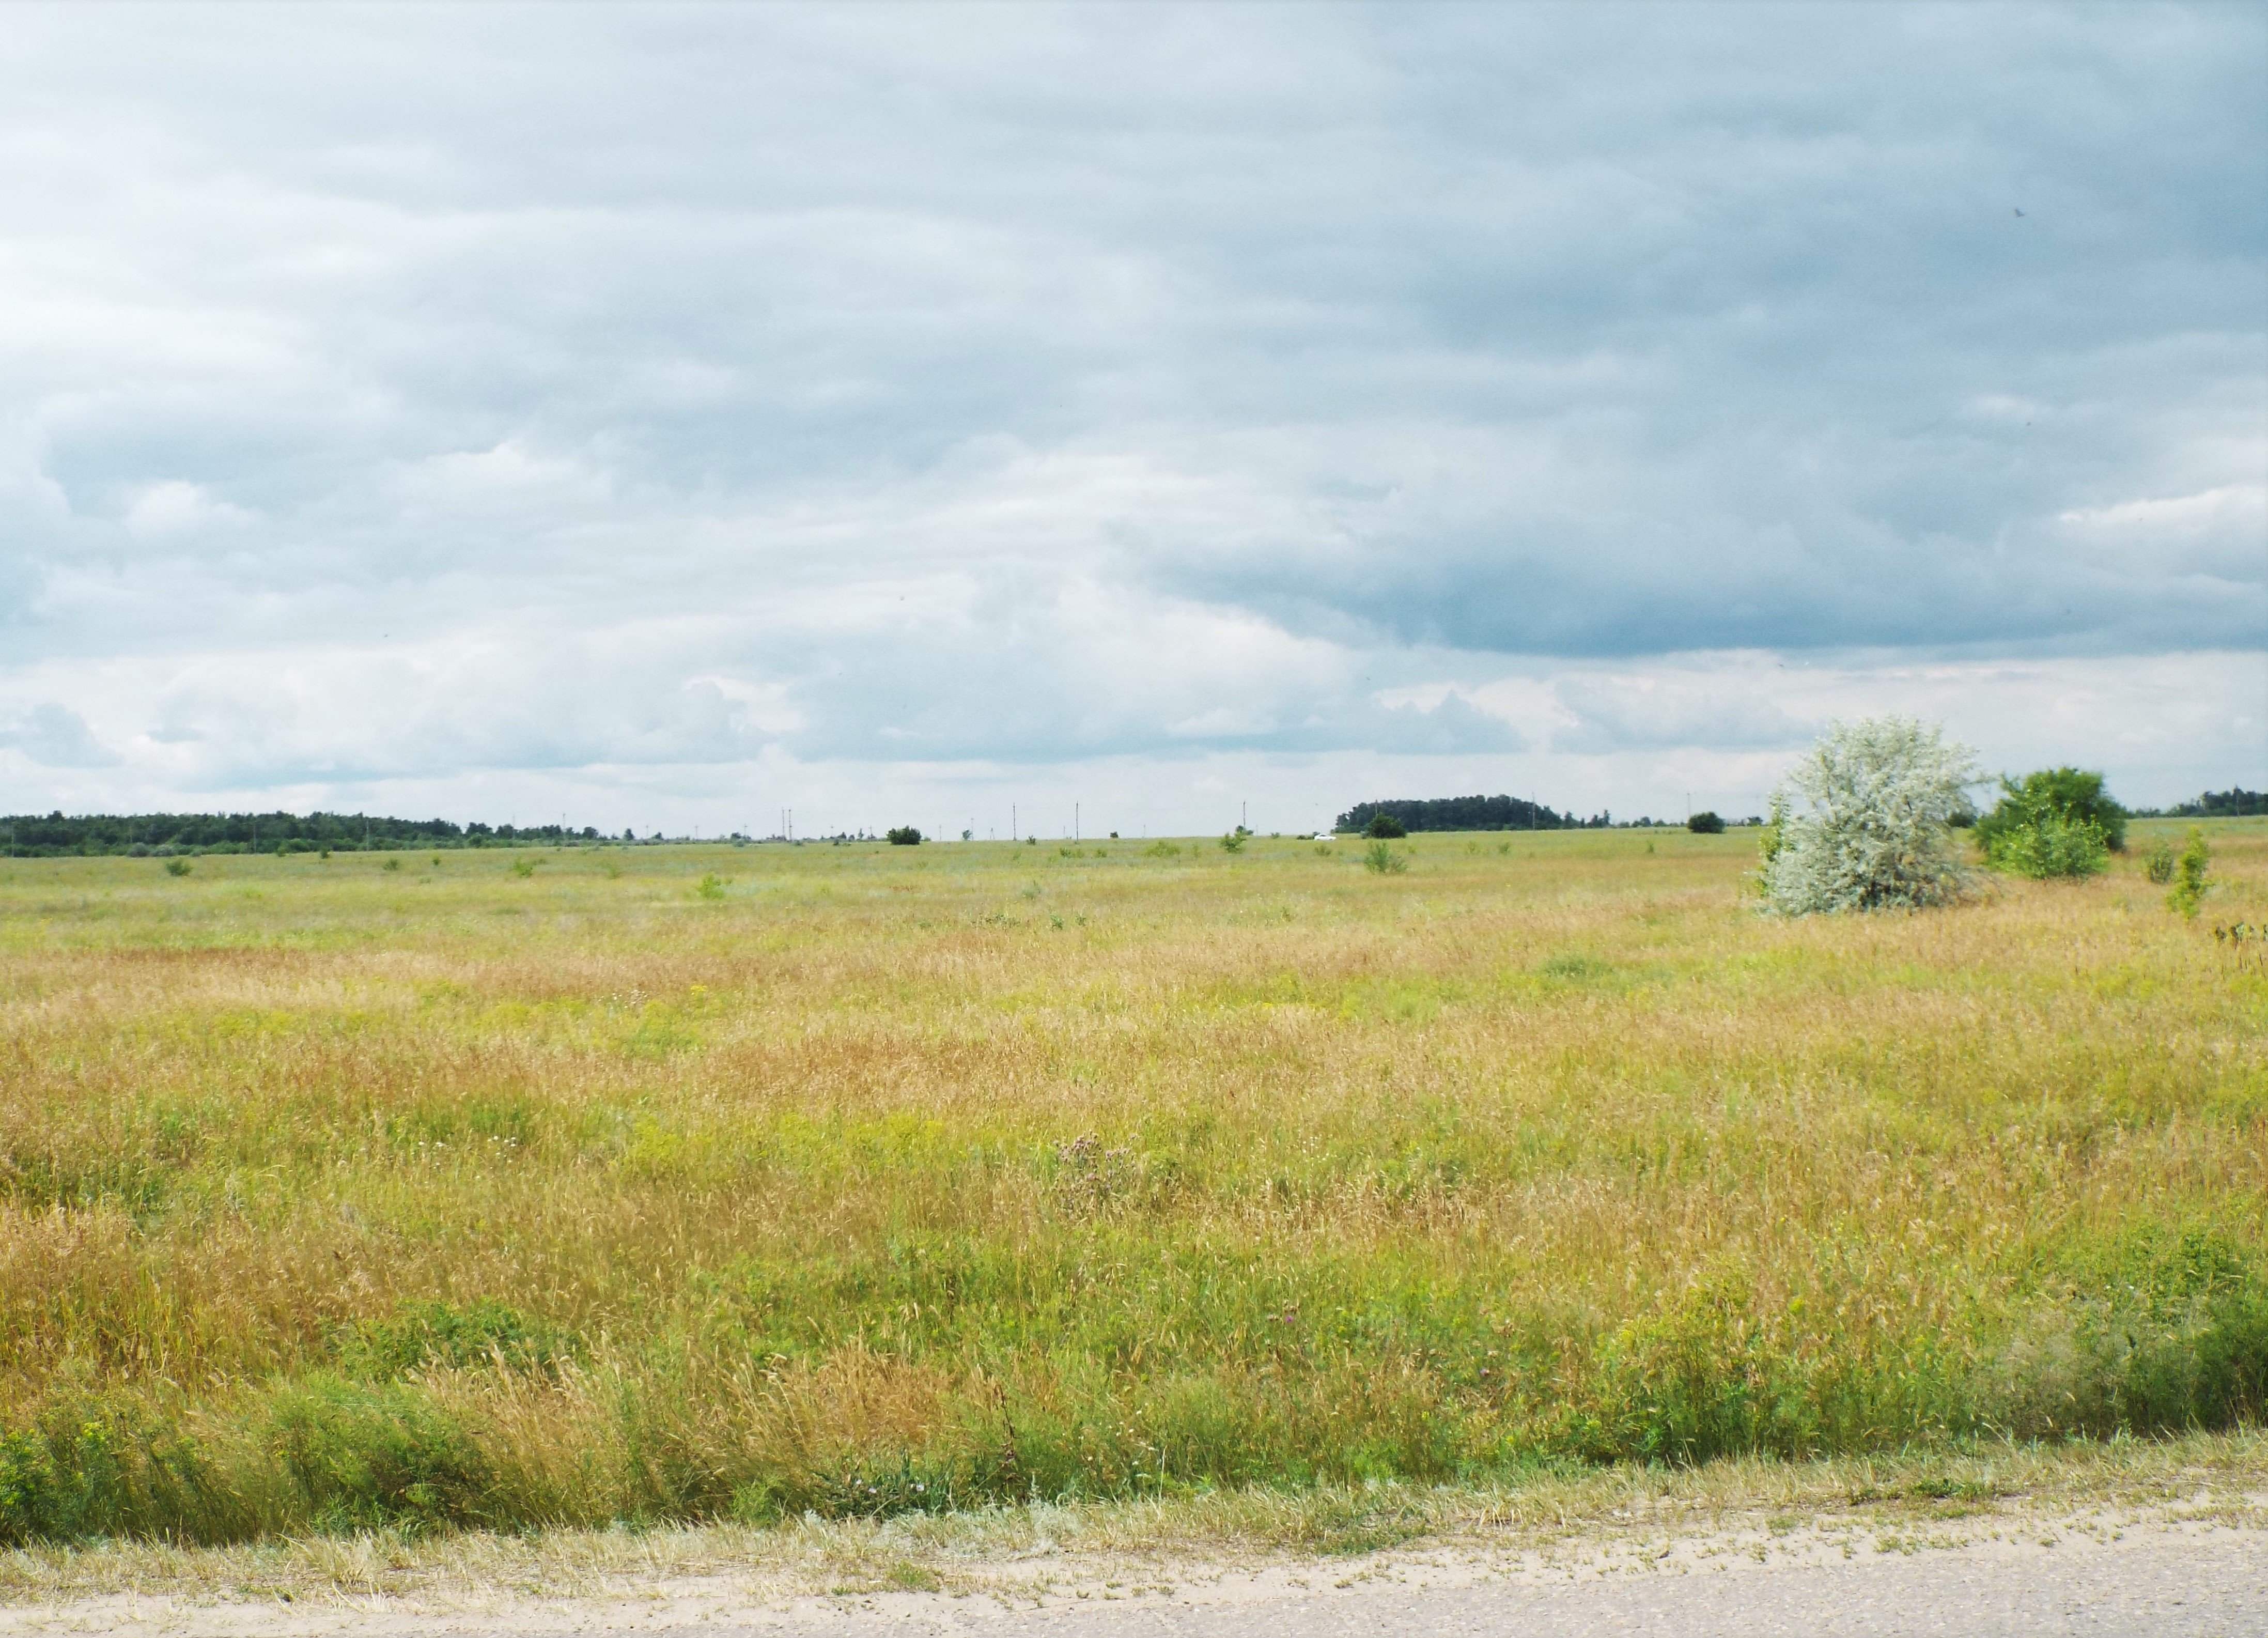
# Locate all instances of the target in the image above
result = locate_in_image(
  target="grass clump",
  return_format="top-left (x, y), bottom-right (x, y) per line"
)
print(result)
top-left (326, 1299), bottom-right (577, 1380)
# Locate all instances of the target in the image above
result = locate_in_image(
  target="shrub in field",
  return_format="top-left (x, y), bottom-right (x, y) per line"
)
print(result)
top-left (1362, 840), bottom-right (1408, 874)
top-left (1219, 828), bottom-right (1247, 854)
top-left (1686, 811), bottom-right (1725, 834)
top-left (887, 827), bottom-right (922, 846)
top-left (696, 873), bottom-right (728, 901)
top-left (1988, 813), bottom-right (2108, 880)
top-left (162, 858), bottom-right (191, 877)
top-left (508, 856), bottom-right (537, 879)
top-left (2169, 828), bottom-right (2211, 918)
top-left (2143, 837), bottom-right (2177, 884)
top-left (1760, 717), bottom-right (1978, 915)
top-left (1365, 813), bottom-right (1407, 839)
top-left (1976, 768), bottom-right (2125, 879)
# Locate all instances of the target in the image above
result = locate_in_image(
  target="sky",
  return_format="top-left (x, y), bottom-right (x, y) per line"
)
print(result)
top-left (1, 2), bottom-right (2262, 840)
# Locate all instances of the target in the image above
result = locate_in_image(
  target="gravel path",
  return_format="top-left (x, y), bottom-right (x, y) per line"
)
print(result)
top-left (5, 1521), bottom-right (2259, 1637)
top-left (838, 1531), bottom-right (2265, 1638)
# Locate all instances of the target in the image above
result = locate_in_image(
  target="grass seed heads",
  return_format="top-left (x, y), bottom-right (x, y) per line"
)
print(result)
top-left (0, 820), bottom-right (2258, 1547)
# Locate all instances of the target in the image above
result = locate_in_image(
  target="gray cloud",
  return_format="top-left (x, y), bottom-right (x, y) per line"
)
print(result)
top-left (0, 703), bottom-right (119, 767)
top-left (0, 3), bottom-right (2259, 818)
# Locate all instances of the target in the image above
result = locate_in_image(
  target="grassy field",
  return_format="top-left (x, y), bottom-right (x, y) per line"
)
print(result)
top-left (1, 821), bottom-right (2262, 1547)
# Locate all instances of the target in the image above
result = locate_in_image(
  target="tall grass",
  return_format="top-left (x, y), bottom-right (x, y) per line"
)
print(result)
top-left (1, 823), bottom-right (2261, 1544)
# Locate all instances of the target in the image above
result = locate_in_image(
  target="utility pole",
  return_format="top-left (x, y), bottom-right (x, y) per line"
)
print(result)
top-left (1075, 802), bottom-right (1079, 842)
top-left (1012, 803), bottom-right (1017, 841)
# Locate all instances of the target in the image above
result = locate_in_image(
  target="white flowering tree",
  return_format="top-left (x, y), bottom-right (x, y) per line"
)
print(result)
top-left (1761, 717), bottom-right (1980, 915)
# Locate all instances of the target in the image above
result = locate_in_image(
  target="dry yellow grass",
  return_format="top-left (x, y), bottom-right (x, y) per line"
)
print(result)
top-left (1, 821), bottom-right (2261, 1544)
top-left (3, 1428), bottom-right (2261, 1612)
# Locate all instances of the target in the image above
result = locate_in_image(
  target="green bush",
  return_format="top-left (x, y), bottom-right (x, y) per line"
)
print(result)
top-left (0, 1415), bottom-right (131, 1544)
top-left (1362, 841), bottom-right (1408, 875)
top-left (2169, 828), bottom-right (2211, 919)
top-left (887, 827), bottom-right (922, 846)
top-left (162, 858), bottom-right (192, 877)
top-left (2143, 837), bottom-right (2177, 885)
top-left (265, 1379), bottom-right (491, 1533)
top-left (1686, 811), bottom-right (1725, 834)
top-left (1987, 812), bottom-right (2108, 880)
top-left (1975, 768), bottom-right (2127, 855)
top-left (1365, 814), bottom-right (1407, 839)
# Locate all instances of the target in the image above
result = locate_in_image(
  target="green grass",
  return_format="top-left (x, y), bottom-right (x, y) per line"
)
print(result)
top-left (0, 822), bottom-right (2262, 1545)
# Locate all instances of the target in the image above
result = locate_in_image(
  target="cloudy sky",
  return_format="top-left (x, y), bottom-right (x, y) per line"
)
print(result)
top-left (2, 3), bottom-right (2261, 838)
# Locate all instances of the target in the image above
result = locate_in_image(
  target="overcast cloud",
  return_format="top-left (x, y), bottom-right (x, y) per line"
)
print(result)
top-left (1, 2), bottom-right (2261, 835)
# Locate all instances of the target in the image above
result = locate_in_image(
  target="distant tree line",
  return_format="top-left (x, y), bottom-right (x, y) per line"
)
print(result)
top-left (1335, 783), bottom-right (2263, 842)
top-left (2132, 788), bottom-right (2266, 819)
top-left (0, 811), bottom-right (601, 857)
top-left (1336, 795), bottom-right (1589, 833)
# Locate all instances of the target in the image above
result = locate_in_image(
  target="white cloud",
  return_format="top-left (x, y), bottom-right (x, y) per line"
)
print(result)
top-left (0, 4), bottom-right (2259, 825)
top-left (123, 479), bottom-right (253, 537)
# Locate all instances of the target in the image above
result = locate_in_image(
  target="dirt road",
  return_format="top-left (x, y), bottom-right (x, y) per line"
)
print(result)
top-left (4, 1521), bottom-right (2259, 1637)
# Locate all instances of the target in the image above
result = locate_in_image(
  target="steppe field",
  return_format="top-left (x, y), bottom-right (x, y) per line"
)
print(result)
top-left (2, 822), bottom-right (2263, 1549)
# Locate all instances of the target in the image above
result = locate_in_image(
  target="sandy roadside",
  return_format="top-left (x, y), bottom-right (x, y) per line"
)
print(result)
top-left (1, 1489), bottom-right (2260, 1636)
